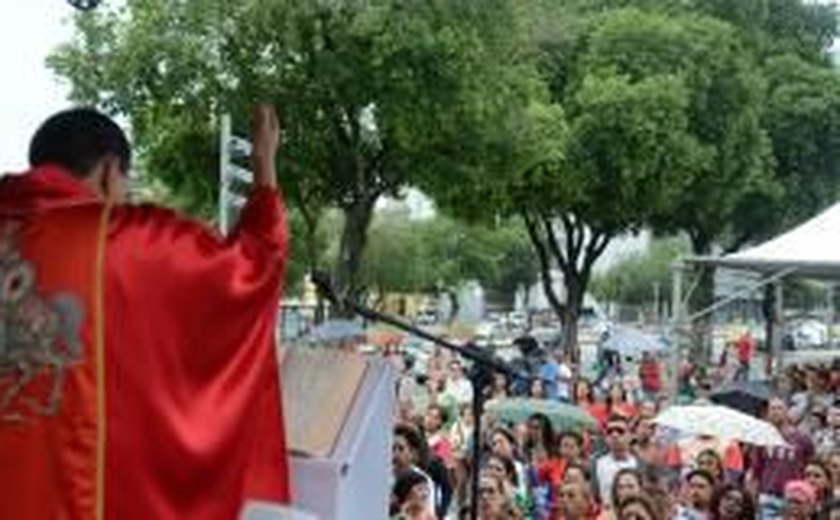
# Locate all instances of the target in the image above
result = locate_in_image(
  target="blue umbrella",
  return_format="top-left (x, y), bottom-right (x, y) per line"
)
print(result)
top-left (600, 326), bottom-right (667, 357)
top-left (306, 319), bottom-right (365, 344)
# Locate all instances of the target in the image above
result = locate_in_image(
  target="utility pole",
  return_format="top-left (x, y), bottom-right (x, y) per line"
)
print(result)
top-left (218, 114), bottom-right (254, 235)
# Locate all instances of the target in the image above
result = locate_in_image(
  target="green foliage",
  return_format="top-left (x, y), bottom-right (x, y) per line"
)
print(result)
top-left (591, 236), bottom-right (689, 305)
top-left (358, 210), bottom-right (538, 306)
top-left (694, 0), bottom-right (837, 63)
top-left (764, 54), bottom-right (840, 227)
top-left (49, 0), bottom-right (536, 299)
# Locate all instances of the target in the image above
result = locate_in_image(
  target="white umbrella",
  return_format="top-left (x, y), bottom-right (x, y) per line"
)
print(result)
top-left (653, 403), bottom-right (788, 447)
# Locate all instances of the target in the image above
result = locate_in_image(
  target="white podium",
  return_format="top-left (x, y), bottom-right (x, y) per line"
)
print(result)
top-left (284, 354), bottom-right (395, 520)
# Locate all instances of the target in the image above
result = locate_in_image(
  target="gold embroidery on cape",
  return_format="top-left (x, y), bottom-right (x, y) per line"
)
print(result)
top-left (0, 222), bottom-right (85, 422)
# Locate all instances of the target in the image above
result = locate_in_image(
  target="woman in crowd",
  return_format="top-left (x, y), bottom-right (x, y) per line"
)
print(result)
top-left (559, 431), bottom-right (586, 467)
top-left (475, 472), bottom-right (521, 520)
top-left (616, 495), bottom-right (663, 520)
top-left (829, 450), bottom-right (840, 500)
top-left (488, 373), bottom-right (510, 405)
top-left (696, 449), bottom-right (726, 486)
top-left (675, 470), bottom-right (715, 520)
top-left (606, 381), bottom-right (637, 420)
top-left (814, 406), bottom-right (839, 458)
top-left (393, 424), bottom-right (452, 519)
top-left (806, 459), bottom-right (835, 511)
top-left (710, 484), bottom-right (755, 520)
top-left (488, 427), bottom-right (528, 505)
top-left (599, 468), bottom-right (644, 519)
top-left (576, 378), bottom-right (607, 426)
top-left (525, 413), bottom-right (562, 518)
top-left (392, 471), bottom-right (436, 520)
top-left (482, 454), bottom-right (527, 514)
top-left (784, 480), bottom-right (819, 520)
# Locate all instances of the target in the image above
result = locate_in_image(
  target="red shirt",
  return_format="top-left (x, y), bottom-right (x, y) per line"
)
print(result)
top-left (736, 334), bottom-right (754, 364)
top-left (639, 360), bottom-right (662, 392)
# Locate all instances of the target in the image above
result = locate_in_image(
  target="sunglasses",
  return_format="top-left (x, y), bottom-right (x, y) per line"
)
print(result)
top-left (608, 427), bottom-right (628, 435)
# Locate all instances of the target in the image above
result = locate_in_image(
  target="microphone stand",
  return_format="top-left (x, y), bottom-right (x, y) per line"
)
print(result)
top-left (312, 274), bottom-right (524, 520)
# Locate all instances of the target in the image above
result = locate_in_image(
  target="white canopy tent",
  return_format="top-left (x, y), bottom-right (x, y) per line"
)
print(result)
top-left (664, 202), bottom-right (840, 387)
top-left (692, 201), bottom-right (840, 278)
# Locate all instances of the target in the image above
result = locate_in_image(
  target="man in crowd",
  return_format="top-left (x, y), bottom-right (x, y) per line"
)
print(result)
top-left (595, 414), bottom-right (639, 506)
top-left (751, 397), bottom-right (815, 519)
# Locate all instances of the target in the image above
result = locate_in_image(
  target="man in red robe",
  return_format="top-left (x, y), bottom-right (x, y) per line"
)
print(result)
top-left (0, 105), bottom-right (290, 519)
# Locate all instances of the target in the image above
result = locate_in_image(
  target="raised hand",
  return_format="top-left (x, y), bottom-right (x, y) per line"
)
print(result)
top-left (251, 104), bottom-right (279, 189)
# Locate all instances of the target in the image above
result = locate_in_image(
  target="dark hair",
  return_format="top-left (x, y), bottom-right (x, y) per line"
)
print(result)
top-left (559, 431), bottom-right (584, 449)
top-left (611, 468), bottom-right (644, 508)
top-left (697, 449), bottom-right (725, 482)
top-left (820, 499), bottom-right (840, 520)
top-left (564, 463), bottom-right (592, 484)
top-left (606, 381), bottom-right (629, 408)
top-left (574, 378), bottom-right (595, 405)
top-left (29, 108), bottom-right (131, 177)
top-left (391, 470), bottom-right (424, 506)
top-left (484, 453), bottom-right (519, 487)
top-left (395, 424), bottom-right (430, 469)
top-left (617, 494), bottom-right (662, 520)
top-left (711, 484), bottom-right (756, 520)
top-left (686, 469), bottom-right (716, 488)
top-left (527, 413), bottom-right (557, 456)
top-left (489, 427), bottom-right (518, 459)
top-left (607, 414), bottom-right (630, 427)
top-left (427, 404), bottom-right (450, 426)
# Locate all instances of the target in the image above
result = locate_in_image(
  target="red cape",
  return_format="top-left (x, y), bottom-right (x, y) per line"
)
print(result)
top-left (0, 166), bottom-right (290, 519)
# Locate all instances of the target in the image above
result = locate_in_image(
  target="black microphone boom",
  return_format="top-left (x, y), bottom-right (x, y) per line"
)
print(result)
top-left (309, 271), bottom-right (527, 520)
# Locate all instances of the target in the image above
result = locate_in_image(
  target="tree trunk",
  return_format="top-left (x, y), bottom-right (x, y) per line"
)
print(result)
top-left (561, 271), bottom-right (585, 363)
top-left (522, 212), bottom-right (612, 365)
top-left (446, 288), bottom-right (460, 324)
top-left (333, 197), bottom-right (376, 316)
top-left (689, 235), bottom-right (715, 365)
top-left (522, 212), bottom-right (566, 319)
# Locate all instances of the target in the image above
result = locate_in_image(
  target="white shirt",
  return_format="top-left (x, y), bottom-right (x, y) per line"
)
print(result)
top-left (595, 453), bottom-right (638, 506)
top-left (442, 377), bottom-right (473, 406)
top-left (557, 362), bottom-right (573, 400)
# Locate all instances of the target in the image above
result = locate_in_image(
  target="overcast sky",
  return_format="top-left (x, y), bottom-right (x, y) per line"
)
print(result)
top-left (1, 1), bottom-right (836, 173)
top-left (0, 1), bottom-right (75, 173)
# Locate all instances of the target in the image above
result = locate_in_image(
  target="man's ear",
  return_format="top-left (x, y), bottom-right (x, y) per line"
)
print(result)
top-left (100, 156), bottom-right (126, 204)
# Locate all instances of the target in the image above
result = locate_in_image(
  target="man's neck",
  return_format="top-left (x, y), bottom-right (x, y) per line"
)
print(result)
top-left (610, 449), bottom-right (630, 461)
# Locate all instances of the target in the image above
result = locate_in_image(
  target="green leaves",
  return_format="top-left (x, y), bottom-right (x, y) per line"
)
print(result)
top-left (359, 212), bottom-right (538, 305)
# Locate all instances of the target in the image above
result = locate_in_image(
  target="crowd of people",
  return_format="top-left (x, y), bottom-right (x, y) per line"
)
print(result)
top-left (387, 338), bottom-right (840, 520)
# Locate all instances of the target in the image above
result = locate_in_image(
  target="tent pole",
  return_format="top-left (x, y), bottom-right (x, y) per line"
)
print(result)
top-left (669, 261), bottom-right (684, 401)
top-left (828, 283), bottom-right (835, 349)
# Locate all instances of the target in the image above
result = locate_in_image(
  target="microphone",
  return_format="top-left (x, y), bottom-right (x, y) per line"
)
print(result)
top-left (68, 0), bottom-right (103, 10)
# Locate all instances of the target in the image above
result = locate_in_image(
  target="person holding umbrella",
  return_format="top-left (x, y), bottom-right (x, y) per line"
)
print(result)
top-left (750, 397), bottom-right (815, 520)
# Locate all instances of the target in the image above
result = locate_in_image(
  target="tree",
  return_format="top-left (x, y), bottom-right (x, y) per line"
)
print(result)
top-left (694, 0), bottom-right (837, 65)
top-left (591, 236), bottom-right (689, 310)
top-left (359, 211), bottom-right (539, 319)
top-left (764, 54), bottom-right (840, 227)
top-left (461, 7), bottom-right (715, 359)
top-left (49, 0), bottom-right (534, 305)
